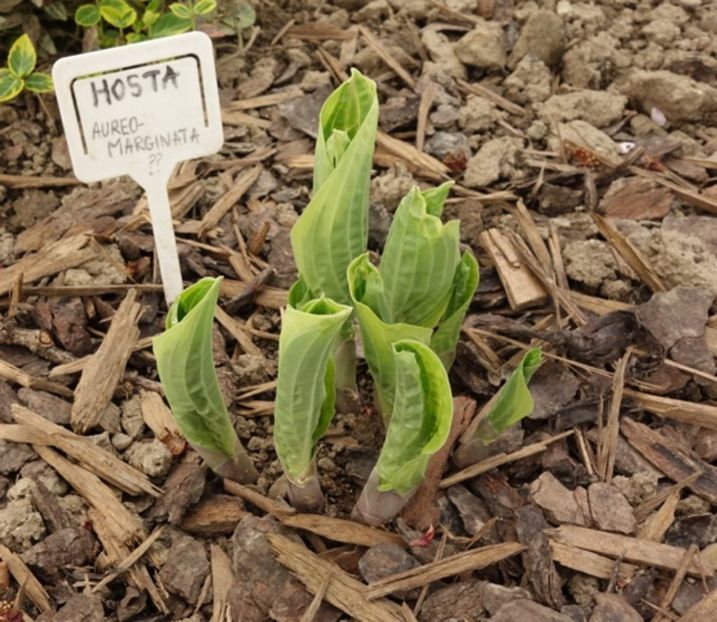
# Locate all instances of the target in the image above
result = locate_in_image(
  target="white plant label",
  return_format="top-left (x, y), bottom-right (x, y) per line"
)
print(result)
top-left (53, 32), bottom-right (224, 304)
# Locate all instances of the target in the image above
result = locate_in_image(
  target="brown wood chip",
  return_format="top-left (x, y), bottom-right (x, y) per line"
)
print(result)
top-left (0, 543), bottom-right (52, 613)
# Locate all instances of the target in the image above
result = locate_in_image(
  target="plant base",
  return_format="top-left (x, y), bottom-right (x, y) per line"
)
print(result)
top-left (194, 444), bottom-right (259, 484)
top-left (351, 468), bottom-right (410, 526)
top-left (452, 436), bottom-right (492, 469)
top-left (287, 461), bottom-right (325, 512)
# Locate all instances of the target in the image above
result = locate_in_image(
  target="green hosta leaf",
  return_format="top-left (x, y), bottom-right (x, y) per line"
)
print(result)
top-left (290, 69), bottom-right (378, 304)
top-left (24, 72), bottom-right (53, 93)
top-left (348, 254), bottom-right (431, 417)
top-left (376, 339), bottom-right (453, 495)
top-left (169, 2), bottom-right (194, 20)
top-left (148, 11), bottom-right (192, 37)
top-left (193, 0), bottom-right (217, 15)
top-left (75, 3), bottom-right (101, 26)
top-left (235, 2), bottom-right (256, 29)
top-left (477, 348), bottom-right (543, 443)
top-left (141, 8), bottom-right (160, 28)
top-left (153, 277), bottom-right (237, 457)
top-left (0, 68), bottom-right (23, 102)
top-left (273, 297), bottom-right (352, 482)
top-left (99, 0), bottom-right (136, 28)
top-left (430, 250), bottom-right (479, 369)
top-left (8, 34), bottom-right (36, 78)
top-left (379, 183), bottom-right (461, 327)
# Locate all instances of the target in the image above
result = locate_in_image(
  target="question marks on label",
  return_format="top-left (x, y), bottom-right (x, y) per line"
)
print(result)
top-left (149, 152), bottom-right (163, 175)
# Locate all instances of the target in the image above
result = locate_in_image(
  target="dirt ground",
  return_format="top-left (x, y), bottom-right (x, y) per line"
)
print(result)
top-left (2, 0), bottom-right (717, 620)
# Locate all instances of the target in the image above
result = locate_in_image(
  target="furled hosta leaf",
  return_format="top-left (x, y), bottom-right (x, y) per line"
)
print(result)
top-left (99, 0), bottom-right (137, 28)
top-left (0, 68), bottom-right (23, 102)
top-left (24, 72), bottom-right (53, 93)
top-left (430, 250), bottom-right (479, 368)
top-left (476, 348), bottom-right (543, 443)
top-left (153, 277), bottom-right (237, 458)
top-left (379, 183), bottom-right (460, 327)
top-left (8, 34), bottom-right (36, 78)
top-left (290, 69), bottom-right (378, 304)
top-left (74, 4), bottom-right (101, 27)
top-left (273, 297), bottom-right (352, 483)
top-left (376, 340), bottom-right (453, 494)
top-left (348, 253), bottom-right (431, 417)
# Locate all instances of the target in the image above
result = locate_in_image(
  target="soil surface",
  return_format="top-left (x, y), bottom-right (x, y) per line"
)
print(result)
top-left (2, 0), bottom-right (717, 620)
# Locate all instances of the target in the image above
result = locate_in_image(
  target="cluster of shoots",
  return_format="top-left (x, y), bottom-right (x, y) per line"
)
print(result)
top-left (152, 70), bottom-right (542, 525)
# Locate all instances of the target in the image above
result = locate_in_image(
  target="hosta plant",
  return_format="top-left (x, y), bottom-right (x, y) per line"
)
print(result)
top-left (454, 348), bottom-right (543, 467)
top-left (153, 277), bottom-right (258, 483)
top-left (348, 183), bottom-right (479, 418)
top-left (351, 339), bottom-right (453, 525)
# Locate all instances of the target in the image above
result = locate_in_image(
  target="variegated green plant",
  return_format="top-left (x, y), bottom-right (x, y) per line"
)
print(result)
top-left (454, 348), bottom-right (543, 467)
top-left (153, 277), bottom-right (258, 483)
top-left (352, 339), bottom-right (453, 525)
top-left (348, 183), bottom-right (479, 417)
top-left (273, 297), bottom-right (352, 510)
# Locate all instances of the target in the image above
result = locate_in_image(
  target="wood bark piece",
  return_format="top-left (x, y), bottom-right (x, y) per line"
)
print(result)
top-left (639, 490), bottom-right (679, 542)
top-left (655, 544), bottom-right (698, 622)
top-left (359, 26), bottom-right (415, 88)
top-left (0, 234), bottom-right (92, 296)
top-left (11, 404), bottom-right (160, 496)
top-left (191, 165), bottom-right (262, 235)
top-left (181, 495), bottom-right (248, 535)
top-left (402, 396), bottom-right (476, 529)
top-left (548, 525), bottom-right (714, 577)
top-left (71, 289), bottom-right (142, 433)
top-left (480, 228), bottom-right (549, 311)
top-left (0, 358), bottom-right (73, 397)
top-left (622, 417), bottom-right (717, 503)
top-left (596, 351), bottom-right (629, 483)
top-left (623, 390), bottom-right (717, 431)
top-left (89, 508), bottom-right (168, 614)
top-left (223, 479), bottom-right (295, 517)
top-left (221, 278), bottom-right (288, 309)
top-left (549, 541), bottom-right (637, 581)
top-left (281, 514), bottom-right (405, 548)
top-left (210, 544), bottom-right (234, 622)
top-left (440, 431), bottom-right (573, 488)
top-left (0, 543), bottom-right (52, 613)
top-left (139, 389), bottom-right (185, 454)
top-left (214, 306), bottom-right (262, 356)
top-left (364, 542), bottom-right (526, 600)
top-left (0, 173), bottom-right (81, 188)
top-left (267, 532), bottom-right (405, 622)
top-left (35, 445), bottom-right (145, 545)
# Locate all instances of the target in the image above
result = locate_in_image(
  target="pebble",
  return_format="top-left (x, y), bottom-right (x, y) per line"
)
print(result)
top-left (125, 439), bottom-right (173, 478)
top-left (509, 10), bottom-right (566, 68)
top-left (454, 20), bottom-right (506, 69)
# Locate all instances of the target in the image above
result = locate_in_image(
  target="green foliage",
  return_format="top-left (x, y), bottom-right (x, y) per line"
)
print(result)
top-left (273, 297), bottom-right (352, 483)
top-left (72, 0), bottom-right (218, 48)
top-left (290, 69), bottom-right (379, 305)
top-left (153, 277), bottom-right (239, 458)
top-left (0, 34), bottom-right (53, 103)
top-left (375, 340), bottom-right (453, 494)
top-left (476, 348), bottom-right (543, 443)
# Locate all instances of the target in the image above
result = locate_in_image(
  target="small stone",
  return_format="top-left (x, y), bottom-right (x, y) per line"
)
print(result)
top-left (539, 90), bottom-right (627, 128)
top-left (552, 120), bottom-right (619, 158)
top-left (0, 440), bottom-right (34, 475)
top-left (159, 536), bottom-right (209, 604)
top-left (421, 30), bottom-right (467, 81)
top-left (563, 239), bottom-right (618, 290)
top-left (62, 244), bottom-right (127, 285)
top-left (527, 120), bottom-right (548, 141)
top-left (458, 96), bottom-right (497, 131)
top-left (588, 482), bottom-right (636, 534)
top-left (612, 471), bottom-right (659, 506)
top-left (510, 10), bottom-right (566, 68)
top-left (17, 388), bottom-right (72, 425)
top-left (493, 599), bottom-right (573, 622)
top-left (454, 20), bottom-right (506, 69)
top-left (642, 19), bottom-right (681, 45)
top-left (568, 574), bottom-right (600, 606)
top-left (232, 353), bottom-right (277, 385)
top-left (125, 439), bottom-right (173, 478)
top-left (429, 104), bottom-right (459, 128)
top-left (0, 229), bottom-right (14, 265)
top-left (504, 56), bottom-right (552, 104)
top-left (51, 594), bottom-right (104, 622)
top-left (464, 137), bottom-right (523, 187)
top-left (111, 432), bottom-right (133, 451)
top-left (0, 497), bottom-right (46, 552)
top-left (425, 132), bottom-right (471, 163)
top-left (677, 494), bottom-right (711, 516)
top-left (19, 461), bottom-right (69, 496)
top-left (359, 543), bottom-right (420, 589)
top-left (21, 527), bottom-right (94, 580)
top-left (370, 165), bottom-right (415, 212)
top-left (480, 582), bottom-right (533, 614)
top-left (529, 472), bottom-right (588, 525)
top-left (447, 485), bottom-right (491, 535)
top-left (120, 395), bottom-right (145, 439)
top-left (538, 183), bottom-right (583, 216)
top-left (590, 593), bottom-right (643, 622)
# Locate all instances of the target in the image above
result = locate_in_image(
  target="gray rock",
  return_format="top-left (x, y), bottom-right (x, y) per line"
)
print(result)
top-left (493, 599), bottom-right (573, 621)
top-left (510, 10), bottom-right (566, 68)
top-left (563, 239), bottom-right (618, 290)
top-left (51, 593), bottom-right (104, 622)
top-left (481, 582), bottom-right (533, 614)
top-left (587, 483), bottom-right (636, 534)
top-left (358, 543), bottom-right (420, 588)
top-left (421, 30), bottom-right (467, 81)
top-left (539, 90), bottom-right (627, 128)
top-left (159, 536), bottom-right (209, 604)
top-left (530, 472), bottom-right (588, 526)
top-left (590, 593), bottom-right (643, 622)
top-left (504, 56), bottom-right (553, 104)
top-left (616, 70), bottom-right (717, 124)
top-left (120, 394), bottom-right (145, 439)
top-left (464, 137), bottom-right (523, 187)
top-left (22, 527), bottom-right (94, 580)
top-left (458, 96), bottom-right (498, 131)
top-left (17, 388), bottom-right (72, 425)
top-left (0, 496), bottom-right (46, 552)
top-left (0, 439), bottom-right (34, 475)
top-left (454, 20), bottom-right (506, 69)
top-left (551, 120), bottom-right (619, 158)
top-left (124, 439), bottom-right (173, 478)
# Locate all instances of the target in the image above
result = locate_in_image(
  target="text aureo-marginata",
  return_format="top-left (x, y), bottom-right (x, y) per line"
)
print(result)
top-left (53, 31), bottom-right (224, 304)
